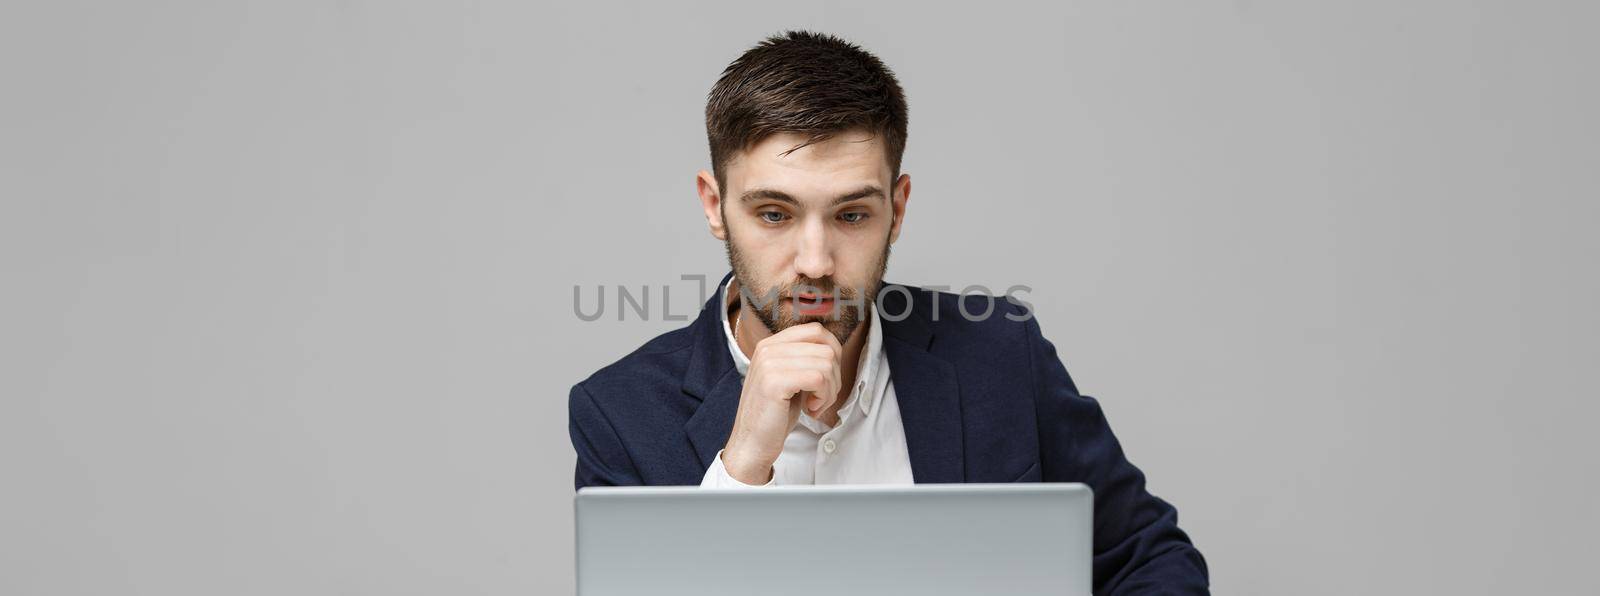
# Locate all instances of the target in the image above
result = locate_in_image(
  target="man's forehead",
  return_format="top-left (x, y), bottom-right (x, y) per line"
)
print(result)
top-left (726, 130), bottom-right (891, 198)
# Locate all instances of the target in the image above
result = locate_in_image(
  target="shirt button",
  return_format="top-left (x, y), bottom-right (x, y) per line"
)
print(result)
top-left (823, 439), bottom-right (837, 454)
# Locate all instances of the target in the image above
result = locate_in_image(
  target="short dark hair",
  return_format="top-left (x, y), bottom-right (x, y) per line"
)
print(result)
top-left (705, 30), bottom-right (909, 193)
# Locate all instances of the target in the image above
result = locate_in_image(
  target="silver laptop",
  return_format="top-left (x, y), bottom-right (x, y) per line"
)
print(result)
top-left (575, 483), bottom-right (1093, 596)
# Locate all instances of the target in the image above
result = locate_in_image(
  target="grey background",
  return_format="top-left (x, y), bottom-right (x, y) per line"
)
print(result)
top-left (2, 1), bottom-right (1594, 594)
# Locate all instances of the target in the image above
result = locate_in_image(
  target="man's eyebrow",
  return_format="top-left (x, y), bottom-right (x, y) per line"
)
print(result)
top-left (739, 185), bottom-right (885, 207)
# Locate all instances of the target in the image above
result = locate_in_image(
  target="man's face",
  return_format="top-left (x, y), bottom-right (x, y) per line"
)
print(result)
top-left (699, 128), bottom-right (909, 344)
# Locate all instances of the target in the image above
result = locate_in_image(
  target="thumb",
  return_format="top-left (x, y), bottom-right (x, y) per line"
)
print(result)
top-left (799, 390), bottom-right (822, 414)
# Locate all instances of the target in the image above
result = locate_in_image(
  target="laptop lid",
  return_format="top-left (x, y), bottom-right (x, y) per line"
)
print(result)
top-left (575, 483), bottom-right (1092, 596)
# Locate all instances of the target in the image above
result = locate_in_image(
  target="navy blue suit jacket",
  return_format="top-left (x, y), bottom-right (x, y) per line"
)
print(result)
top-left (568, 271), bottom-right (1209, 594)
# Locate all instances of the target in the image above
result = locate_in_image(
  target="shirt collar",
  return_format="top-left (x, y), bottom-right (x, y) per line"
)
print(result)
top-left (721, 276), bottom-right (884, 419)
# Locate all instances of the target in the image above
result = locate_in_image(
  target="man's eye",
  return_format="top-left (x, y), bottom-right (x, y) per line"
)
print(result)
top-left (839, 212), bottom-right (868, 224)
top-left (758, 211), bottom-right (789, 224)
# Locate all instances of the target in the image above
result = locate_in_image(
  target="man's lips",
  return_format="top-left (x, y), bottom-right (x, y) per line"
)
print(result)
top-left (791, 292), bottom-right (839, 303)
top-left (790, 293), bottom-right (835, 314)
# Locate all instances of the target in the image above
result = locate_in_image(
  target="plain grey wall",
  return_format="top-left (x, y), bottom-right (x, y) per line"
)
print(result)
top-left (3, 1), bottom-right (1595, 594)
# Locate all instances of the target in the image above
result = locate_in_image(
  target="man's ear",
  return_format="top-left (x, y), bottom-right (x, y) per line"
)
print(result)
top-left (697, 170), bottom-right (727, 241)
top-left (888, 173), bottom-right (911, 244)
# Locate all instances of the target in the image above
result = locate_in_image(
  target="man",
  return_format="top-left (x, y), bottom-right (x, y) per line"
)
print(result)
top-left (568, 30), bottom-right (1209, 594)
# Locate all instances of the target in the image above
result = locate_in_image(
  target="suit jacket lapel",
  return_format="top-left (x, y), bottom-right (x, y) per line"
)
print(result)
top-left (683, 271), bottom-right (742, 469)
top-left (878, 285), bottom-right (966, 484)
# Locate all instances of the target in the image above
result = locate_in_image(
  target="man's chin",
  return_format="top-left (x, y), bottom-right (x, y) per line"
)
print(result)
top-left (759, 301), bottom-right (866, 343)
top-left (780, 316), bottom-right (859, 344)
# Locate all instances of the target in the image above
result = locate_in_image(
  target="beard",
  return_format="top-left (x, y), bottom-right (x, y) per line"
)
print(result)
top-left (724, 223), bottom-right (892, 346)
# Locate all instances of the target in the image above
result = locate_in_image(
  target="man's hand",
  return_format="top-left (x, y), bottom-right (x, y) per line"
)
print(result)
top-left (721, 322), bottom-right (843, 484)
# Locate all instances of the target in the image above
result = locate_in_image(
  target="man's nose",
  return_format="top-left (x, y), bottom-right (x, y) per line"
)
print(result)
top-left (793, 218), bottom-right (834, 279)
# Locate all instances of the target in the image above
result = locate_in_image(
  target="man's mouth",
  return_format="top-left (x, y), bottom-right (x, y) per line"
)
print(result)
top-left (793, 292), bottom-right (835, 316)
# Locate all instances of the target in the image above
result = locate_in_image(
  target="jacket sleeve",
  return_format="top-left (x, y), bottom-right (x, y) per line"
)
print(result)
top-left (568, 382), bottom-right (643, 490)
top-left (1021, 311), bottom-right (1210, 595)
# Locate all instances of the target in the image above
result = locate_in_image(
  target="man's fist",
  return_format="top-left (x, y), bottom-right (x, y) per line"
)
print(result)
top-left (721, 322), bottom-right (843, 484)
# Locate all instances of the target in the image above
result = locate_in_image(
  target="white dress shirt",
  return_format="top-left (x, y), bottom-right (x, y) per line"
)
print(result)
top-left (701, 277), bottom-right (915, 487)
